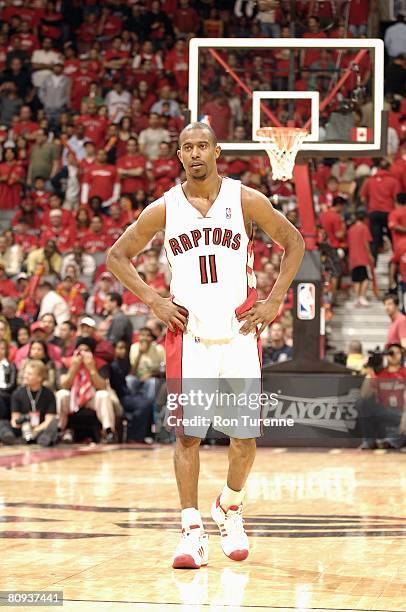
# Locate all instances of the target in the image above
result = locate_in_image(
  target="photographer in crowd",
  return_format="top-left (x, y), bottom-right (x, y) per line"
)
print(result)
top-left (0, 361), bottom-right (58, 446)
top-left (356, 343), bottom-right (406, 450)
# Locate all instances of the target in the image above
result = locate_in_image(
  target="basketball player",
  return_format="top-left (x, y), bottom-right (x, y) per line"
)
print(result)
top-left (107, 122), bottom-right (304, 569)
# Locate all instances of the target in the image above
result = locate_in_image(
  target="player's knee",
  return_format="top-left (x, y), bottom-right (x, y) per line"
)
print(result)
top-left (176, 435), bottom-right (201, 450)
top-left (230, 437), bottom-right (256, 454)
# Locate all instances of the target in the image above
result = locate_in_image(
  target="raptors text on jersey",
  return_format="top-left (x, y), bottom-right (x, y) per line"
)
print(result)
top-left (163, 178), bottom-right (257, 340)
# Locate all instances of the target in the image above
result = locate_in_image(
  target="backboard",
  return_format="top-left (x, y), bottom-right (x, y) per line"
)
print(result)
top-left (188, 38), bottom-right (385, 157)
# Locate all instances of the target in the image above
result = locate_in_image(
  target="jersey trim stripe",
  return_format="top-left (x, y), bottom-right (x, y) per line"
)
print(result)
top-left (165, 328), bottom-right (184, 437)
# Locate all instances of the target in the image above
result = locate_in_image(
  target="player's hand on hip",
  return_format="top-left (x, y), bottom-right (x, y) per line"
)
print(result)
top-left (150, 296), bottom-right (189, 333)
top-left (237, 299), bottom-right (280, 337)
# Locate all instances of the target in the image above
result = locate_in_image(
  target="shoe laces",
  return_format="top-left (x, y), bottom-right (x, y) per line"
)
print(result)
top-left (224, 505), bottom-right (245, 536)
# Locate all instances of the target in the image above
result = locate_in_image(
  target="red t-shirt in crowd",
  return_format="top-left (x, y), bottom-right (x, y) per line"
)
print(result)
top-left (145, 272), bottom-right (168, 294)
top-left (41, 208), bottom-right (74, 230)
top-left (388, 207), bottom-right (406, 251)
top-left (83, 163), bottom-right (118, 202)
top-left (40, 226), bottom-right (76, 253)
top-left (348, 0), bottom-right (369, 25)
top-left (80, 230), bottom-right (110, 253)
top-left (387, 312), bottom-right (406, 346)
top-left (71, 71), bottom-right (94, 111)
top-left (0, 278), bottom-right (18, 298)
top-left (372, 367), bottom-right (406, 409)
top-left (302, 31), bottom-right (327, 66)
top-left (390, 157), bottom-right (406, 192)
top-left (201, 101), bottom-right (231, 140)
top-left (151, 157), bottom-right (179, 198)
top-left (0, 162), bottom-right (25, 209)
top-left (77, 115), bottom-right (108, 148)
top-left (319, 208), bottom-right (345, 248)
top-left (347, 221), bottom-right (372, 269)
top-left (116, 154), bottom-right (147, 193)
top-left (391, 243), bottom-right (406, 282)
top-left (360, 170), bottom-right (400, 213)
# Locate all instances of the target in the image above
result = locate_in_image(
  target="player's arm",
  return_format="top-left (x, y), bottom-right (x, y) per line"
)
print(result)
top-left (239, 186), bottom-right (305, 336)
top-left (106, 200), bottom-right (188, 332)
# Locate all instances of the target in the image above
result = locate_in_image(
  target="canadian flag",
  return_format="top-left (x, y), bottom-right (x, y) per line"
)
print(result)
top-left (351, 127), bottom-right (373, 142)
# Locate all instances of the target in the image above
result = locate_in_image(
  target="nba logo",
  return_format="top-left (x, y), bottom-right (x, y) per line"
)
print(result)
top-left (297, 283), bottom-right (315, 320)
top-left (226, 208), bottom-right (231, 219)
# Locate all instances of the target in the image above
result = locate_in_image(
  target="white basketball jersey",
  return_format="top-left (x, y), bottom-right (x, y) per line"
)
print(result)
top-left (163, 178), bottom-right (256, 340)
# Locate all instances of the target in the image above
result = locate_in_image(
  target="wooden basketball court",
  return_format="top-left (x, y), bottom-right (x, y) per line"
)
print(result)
top-left (1, 444), bottom-right (405, 611)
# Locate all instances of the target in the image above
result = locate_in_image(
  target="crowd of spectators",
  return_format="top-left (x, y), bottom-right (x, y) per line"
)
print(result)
top-left (0, 0), bottom-right (404, 447)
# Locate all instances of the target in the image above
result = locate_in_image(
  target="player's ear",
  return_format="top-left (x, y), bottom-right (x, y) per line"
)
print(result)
top-left (215, 145), bottom-right (221, 159)
top-left (176, 148), bottom-right (182, 163)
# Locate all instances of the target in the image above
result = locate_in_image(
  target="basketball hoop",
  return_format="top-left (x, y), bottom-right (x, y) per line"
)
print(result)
top-left (256, 127), bottom-right (308, 181)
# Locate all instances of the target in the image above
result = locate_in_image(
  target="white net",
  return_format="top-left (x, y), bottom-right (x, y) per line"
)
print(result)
top-left (256, 127), bottom-right (308, 181)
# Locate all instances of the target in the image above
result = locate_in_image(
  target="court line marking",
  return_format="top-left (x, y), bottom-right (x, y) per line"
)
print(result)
top-left (59, 600), bottom-right (406, 611)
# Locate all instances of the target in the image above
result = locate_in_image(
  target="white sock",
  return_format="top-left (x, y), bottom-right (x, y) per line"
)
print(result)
top-left (181, 507), bottom-right (203, 530)
top-left (220, 484), bottom-right (245, 511)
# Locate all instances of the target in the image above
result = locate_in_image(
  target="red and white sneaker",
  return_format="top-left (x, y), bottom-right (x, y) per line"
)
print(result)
top-left (211, 496), bottom-right (249, 561)
top-left (172, 525), bottom-right (209, 569)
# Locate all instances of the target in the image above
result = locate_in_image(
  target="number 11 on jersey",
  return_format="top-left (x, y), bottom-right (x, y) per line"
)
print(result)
top-left (199, 255), bottom-right (218, 284)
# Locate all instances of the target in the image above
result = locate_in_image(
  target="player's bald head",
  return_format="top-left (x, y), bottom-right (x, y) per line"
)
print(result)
top-left (179, 122), bottom-right (218, 146)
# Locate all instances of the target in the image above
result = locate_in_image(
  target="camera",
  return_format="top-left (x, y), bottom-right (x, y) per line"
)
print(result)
top-left (15, 415), bottom-right (35, 443)
top-left (366, 347), bottom-right (384, 373)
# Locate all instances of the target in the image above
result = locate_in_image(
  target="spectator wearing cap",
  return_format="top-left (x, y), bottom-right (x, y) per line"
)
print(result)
top-left (0, 233), bottom-right (23, 277)
top-left (384, 294), bottom-right (406, 348)
top-left (0, 147), bottom-right (25, 210)
top-left (40, 209), bottom-right (75, 254)
top-left (27, 129), bottom-right (59, 184)
top-left (356, 343), bottom-right (406, 449)
top-left (39, 60), bottom-right (71, 128)
top-left (36, 281), bottom-right (70, 327)
top-left (57, 336), bottom-right (116, 444)
top-left (105, 292), bottom-right (133, 346)
top-left (14, 321), bottom-right (62, 369)
top-left (81, 149), bottom-right (120, 210)
top-left (2, 298), bottom-right (25, 343)
top-left (26, 239), bottom-right (62, 278)
top-left (61, 244), bottom-right (96, 280)
top-left (0, 262), bottom-right (18, 298)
